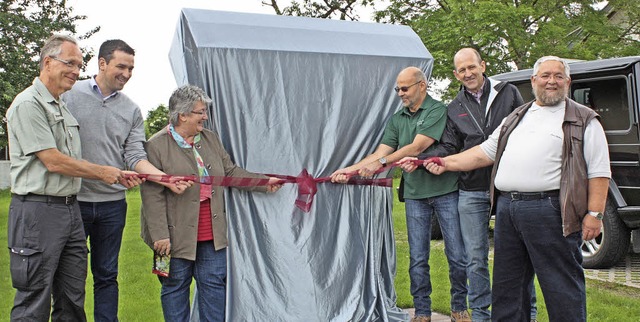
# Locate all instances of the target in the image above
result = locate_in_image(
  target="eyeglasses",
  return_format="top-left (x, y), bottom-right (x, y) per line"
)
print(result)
top-left (394, 81), bottom-right (422, 93)
top-left (191, 109), bottom-right (207, 116)
top-left (50, 56), bottom-right (83, 71)
top-left (535, 73), bottom-right (566, 82)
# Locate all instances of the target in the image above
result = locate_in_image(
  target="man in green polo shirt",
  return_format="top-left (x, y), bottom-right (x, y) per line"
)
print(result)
top-left (331, 67), bottom-right (470, 322)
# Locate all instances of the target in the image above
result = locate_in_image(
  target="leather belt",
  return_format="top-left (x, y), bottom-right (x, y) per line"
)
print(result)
top-left (500, 190), bottom-right (559, 201)
top-left (13, 193), bottom-right (77, 205)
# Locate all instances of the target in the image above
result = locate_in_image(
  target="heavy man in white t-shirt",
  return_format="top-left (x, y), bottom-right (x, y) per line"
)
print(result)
top-left (406, 56), bottom-right (610, 321)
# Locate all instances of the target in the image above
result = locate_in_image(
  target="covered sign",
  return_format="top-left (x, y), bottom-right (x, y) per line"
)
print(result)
top-left (169, 8), bottom-right (433, 321)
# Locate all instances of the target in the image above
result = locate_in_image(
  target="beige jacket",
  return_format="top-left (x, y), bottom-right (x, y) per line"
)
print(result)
top-left (140, 128), bottom-right (266, 260)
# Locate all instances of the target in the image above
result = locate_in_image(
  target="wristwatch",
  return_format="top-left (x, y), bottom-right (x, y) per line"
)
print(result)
top-left (587, 211), bottom-right (604, 220)
top-left (378, 157), bottom-right (387, 167)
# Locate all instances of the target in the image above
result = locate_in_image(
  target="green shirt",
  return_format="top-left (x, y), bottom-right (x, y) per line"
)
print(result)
top-left (6, 77), bottom-right (82, 196)
top-left (381, 96), bottom-right (458, 199)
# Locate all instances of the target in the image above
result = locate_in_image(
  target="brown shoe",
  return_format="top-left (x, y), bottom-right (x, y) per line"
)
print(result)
top-left (450, 310), bottom-right (471, 322)
top-left (411, 315), bottom-right (431, 322)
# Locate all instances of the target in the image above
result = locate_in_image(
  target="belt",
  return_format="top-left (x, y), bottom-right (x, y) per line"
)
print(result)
top-left (13, 193), bottom-right (77, 205)
top-left (500, 190), bottom-right (559, 201)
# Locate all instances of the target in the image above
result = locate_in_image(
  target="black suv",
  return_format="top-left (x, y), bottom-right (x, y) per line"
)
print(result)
top-left (494, 56), bottom-right (640, 268)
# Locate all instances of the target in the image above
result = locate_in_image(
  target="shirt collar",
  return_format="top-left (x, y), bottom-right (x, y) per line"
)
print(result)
top-left (33, 77), bottom-right (59, 104)
top-left (401, 95), bottom-right (434, 116)
top-left (531, 100), bottom-right (566, 113)
top-left (90, 76), bottom-right (119, 100)
top-left (464, 77), bottom-right (485, 103)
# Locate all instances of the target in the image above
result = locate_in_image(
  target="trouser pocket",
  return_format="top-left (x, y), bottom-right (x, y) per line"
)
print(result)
top-left (9, 246), bottom-right (43, 290)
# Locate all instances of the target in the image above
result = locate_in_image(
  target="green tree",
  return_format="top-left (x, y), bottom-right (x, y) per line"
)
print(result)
top-left (0, 0), bottom-right (99, 147)
top-left (263, 0), bottom-right (375, 20)
top-left (375, 0), bottom-right (640, 100)
top-left (267, 1), bottom-right (639, 101)
top-left (145, 104), bottom-right (169, 139)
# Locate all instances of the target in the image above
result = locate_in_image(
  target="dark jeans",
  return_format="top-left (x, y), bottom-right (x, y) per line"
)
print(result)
top-left (8, 196), bottom-right (87, 321)
top-left (492, 194), bottom-right (585, 322)
top-left (80, 199), bottom-right (127, 322)
top-left (159, 242), bottom-right (227, 322)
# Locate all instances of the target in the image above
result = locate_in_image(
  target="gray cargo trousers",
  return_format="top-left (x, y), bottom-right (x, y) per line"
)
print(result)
top-left (7, 195), bottom-right (88, 321)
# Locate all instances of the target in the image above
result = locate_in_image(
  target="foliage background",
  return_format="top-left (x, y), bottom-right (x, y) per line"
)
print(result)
top-left (144, 104), bottom-right (168, 139)
top-left (267, 0), bottom-right (640, 100)
top-left (0, 0), bottom-right (99, 146)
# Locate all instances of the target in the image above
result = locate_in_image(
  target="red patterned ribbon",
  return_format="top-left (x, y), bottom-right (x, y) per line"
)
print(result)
top-left (131, 158), bottom-right (438, 212)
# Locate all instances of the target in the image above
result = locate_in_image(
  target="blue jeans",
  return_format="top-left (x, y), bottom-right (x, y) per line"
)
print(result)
top-left (492, 194), bottom-right (585, 322)
top-left (405, 191), bottom-right (468, 316)
top-left (458, 190), bottom-right (492, 321)
top-left (159, 242), bottom-right (226, 322)
top-left (80, 199), bottom-right (127, 322)
top-left (458, 190), bottom-right (538, 321)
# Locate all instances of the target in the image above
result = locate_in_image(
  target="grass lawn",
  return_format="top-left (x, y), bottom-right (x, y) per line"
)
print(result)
top-left (1, 184), bottom-right (639, 321)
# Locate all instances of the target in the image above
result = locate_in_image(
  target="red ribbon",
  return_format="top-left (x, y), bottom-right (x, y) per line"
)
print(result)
top-left (130, 158), bottom-right (437, 212)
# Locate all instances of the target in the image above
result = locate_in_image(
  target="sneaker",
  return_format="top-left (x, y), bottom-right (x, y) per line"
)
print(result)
top-left (411, 316), bottom-right (431, 322)
top-left (450, 310), bottom-right (471, 322)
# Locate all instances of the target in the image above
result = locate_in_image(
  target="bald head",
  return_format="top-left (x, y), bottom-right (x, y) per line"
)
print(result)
top-left (397, 67), bottom-right (426, 84)
top-left (453, 48), bottom-right (486, 93)
top-left (396, 66), bottom-right (428, 111)
top-left (454, 48), bottom-right (482, 66)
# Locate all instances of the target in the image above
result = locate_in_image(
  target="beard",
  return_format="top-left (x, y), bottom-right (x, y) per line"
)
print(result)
top-left (533, 86), bottom-right (567, 106)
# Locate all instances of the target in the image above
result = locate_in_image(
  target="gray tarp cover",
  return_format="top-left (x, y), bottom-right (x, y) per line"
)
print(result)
top-left (169, 8), bottom-right (433, 321)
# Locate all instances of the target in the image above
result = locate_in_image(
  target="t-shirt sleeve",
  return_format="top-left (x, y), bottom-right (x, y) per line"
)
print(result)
top-left (10, 101), bottom-right (57, 156)
top-left (480, 118), bottom-right (504, 161)
top-left (584, 118), bottom-right (611, 179)
top-left (380, 118), bottom-right (399, 148)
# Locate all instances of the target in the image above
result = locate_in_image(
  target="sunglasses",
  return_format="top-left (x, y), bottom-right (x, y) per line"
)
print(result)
top-left (394, 81), bottom-right (422, 93)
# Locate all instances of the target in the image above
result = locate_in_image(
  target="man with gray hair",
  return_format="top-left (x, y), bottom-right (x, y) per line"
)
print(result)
top-left (418, 56), bottom-right (610, 321)
top-left (5, 34), bottom-right (130, 321)
top-left (331, 67), bottom-right (470, 322)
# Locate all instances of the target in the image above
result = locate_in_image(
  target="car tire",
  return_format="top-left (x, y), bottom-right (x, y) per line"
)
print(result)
top-left (581, 199), bottom-right (631, 269)
top-left (431, 213), bottom-right (443, 240)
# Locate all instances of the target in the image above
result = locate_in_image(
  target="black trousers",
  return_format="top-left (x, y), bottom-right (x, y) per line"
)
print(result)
top-left (8, 196), bottom-right (88, 322)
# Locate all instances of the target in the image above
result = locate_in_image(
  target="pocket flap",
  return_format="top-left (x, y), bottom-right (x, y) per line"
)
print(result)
top-left (9, 247), bottom-right (41, 256)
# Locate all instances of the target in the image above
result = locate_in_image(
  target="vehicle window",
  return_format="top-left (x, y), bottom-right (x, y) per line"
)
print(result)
top-left (571, 77), bottom-right (630, 132)
top-left (515, 83), bottom-right (534, 102)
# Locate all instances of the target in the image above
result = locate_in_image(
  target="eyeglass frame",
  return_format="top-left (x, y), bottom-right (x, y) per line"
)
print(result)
top-left (49, 56), bottom-right (83, 71)
top-left (394, 80), bottom-right (422, 93)
top-left (190, 109), bottom-right (208, 116)
top-left (534, 73), bottom-right (567, 82)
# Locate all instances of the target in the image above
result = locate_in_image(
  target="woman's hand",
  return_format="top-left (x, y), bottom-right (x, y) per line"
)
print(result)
top-left (167, 180), bottom-right (194, 194)
top-left (154, 238), bottom-right (171, 256)
top-left (266, 177), bottom-right (283, 193)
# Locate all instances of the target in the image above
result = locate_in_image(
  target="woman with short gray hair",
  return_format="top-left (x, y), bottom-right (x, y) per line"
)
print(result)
top-left (140, 84), bottom-right (281, 322)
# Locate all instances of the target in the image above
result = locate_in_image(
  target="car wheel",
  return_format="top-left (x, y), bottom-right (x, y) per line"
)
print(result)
top-left (431, 213), bottom-right (443, 240)
top-left (581, 199), bottom-right (630, 269)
